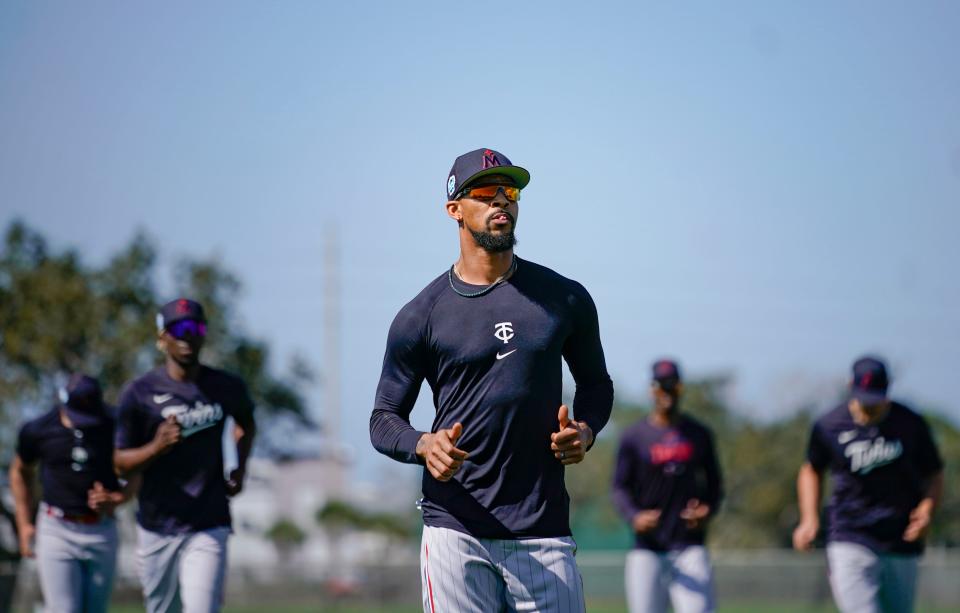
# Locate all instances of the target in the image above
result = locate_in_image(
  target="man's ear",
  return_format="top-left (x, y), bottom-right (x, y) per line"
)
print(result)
top-left (446, 200), bottom-right (463, 226)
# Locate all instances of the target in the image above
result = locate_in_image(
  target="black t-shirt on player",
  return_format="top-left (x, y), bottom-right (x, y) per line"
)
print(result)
top-left (806, 401), bottom-right (943, 554)
top-left (116, 365), bottom-right (254, 535)
top-left (16, 407), bottom-right (120, 516)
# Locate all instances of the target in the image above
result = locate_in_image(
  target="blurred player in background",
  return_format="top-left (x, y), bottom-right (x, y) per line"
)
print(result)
top-left (114, 298), bottom-right (256, 613)
top-left (793, 356), bottom-right (944, 613)
top-left (370, 148), bottom-right (614, 613)
top-left (9, 373), bottom-right (133, 613)
top-left (612, 359), bottom-right (723, 613)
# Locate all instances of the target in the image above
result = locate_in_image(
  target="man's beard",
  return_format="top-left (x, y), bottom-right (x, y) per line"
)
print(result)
top-left (468, 213), bottom-right (518, 253)
top-left (469, 228), bottom-right (517, 252)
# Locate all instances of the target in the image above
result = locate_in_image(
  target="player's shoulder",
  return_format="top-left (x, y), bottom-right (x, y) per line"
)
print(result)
top-left (199, 364), bottom-right (241, 384)
top-left (678, 413), bottom-right (714, 436)
top-left (393, 270), bottom-right (449, 324)
top-left (198, 365), bottom-right (250, 393)
top-left (518, 258), bottom-right (588, 291)
top-left (118, 367), bottom-right (164, 404)
top-left (516, 258), bottom-right (596, 314)
top-left (887, 401), bottom-right (929, 427)
top-left (814, 403), bottom-right (851, 429)
top-left (20, 406), bottom-right (59, 437)
top-left (620, 416), bottom-right (656, 441)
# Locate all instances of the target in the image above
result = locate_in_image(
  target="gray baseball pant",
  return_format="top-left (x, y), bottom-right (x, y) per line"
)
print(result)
top-left (136, 525), bottom-right (230, 613)
top-left (35, 508), bottom-right (118, 613)
top-left (624, 546), bottom-right (716, 613)
top-left (420, 525), bottom-right (586, 613)
top-left (827, 541), bottom-right (919, 613)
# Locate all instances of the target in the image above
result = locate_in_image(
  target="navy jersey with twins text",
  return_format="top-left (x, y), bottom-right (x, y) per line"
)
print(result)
top-left (17, 408), bottom-right (120, 516)
top-left (807, 402), bottom-right (943, 554)
top-left (116, 366), bottom-right (254, 534)
top-left (369, 258), bottom-right (614, 539)
top-left (611, 415), bottom-right (723, 551)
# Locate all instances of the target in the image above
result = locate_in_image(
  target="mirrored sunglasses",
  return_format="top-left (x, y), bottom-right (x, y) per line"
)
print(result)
top-left (166, 319), bottom-right (207, 339)
top-left (457, 185), bottom-right (521, 202)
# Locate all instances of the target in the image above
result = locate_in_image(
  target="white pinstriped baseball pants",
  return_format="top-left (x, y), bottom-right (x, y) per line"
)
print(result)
top-left (420, 525), bottom-right (586, 613)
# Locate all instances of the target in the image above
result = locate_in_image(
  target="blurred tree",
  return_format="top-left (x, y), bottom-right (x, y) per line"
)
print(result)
top-left (265, 517), bottom-right (307, 564)
top-left (924, 412), bottom-right (960, 546)
top-left (0, 220), bottom-right (314, 459)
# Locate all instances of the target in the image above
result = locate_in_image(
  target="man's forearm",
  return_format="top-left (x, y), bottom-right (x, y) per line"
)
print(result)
top-left (919, 470), bottom-right (944, 512)
top-left (9, 459), bottom-right (35, 528)
top-left (234, 419), bottom-right (256, 472)
top-left (370, 408), bottom-right (426, 464)
top-left (114, 443), bottom-right (160, 476)
top-left (797, 462), bottom-right (822, 524)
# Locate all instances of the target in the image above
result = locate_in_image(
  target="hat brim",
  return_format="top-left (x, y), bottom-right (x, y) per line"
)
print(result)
top-left (850, 389), bottom-right (888, 405)
top-left (62, 405), bottom-right (107, 429)
top-left (458, 166), bottom-right (531, 194)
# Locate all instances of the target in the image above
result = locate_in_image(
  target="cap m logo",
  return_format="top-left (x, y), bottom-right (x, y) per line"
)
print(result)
top-left (482, 149), bottom-right (501, 169)
top-left (176, 299), bottom-right (190, 314)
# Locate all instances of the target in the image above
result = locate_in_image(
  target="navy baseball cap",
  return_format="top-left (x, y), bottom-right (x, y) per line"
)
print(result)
top-left (850, 356), bottom-right (889, 404)
top-left (58, 374), bottom-right (107, 429)
top-left (446, 148), bottom-right (530, 200)
top-left (156, 298), bottom-right (206, 333)
top-left (652, 359), bottom-right (682, 392)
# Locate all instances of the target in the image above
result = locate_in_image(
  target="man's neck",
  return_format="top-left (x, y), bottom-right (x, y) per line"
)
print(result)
top-left (648, 409), bottom-right (679, 428)
top-left (850, 402), bottom-right (890, 426)
top-left (58, 409), bottom-right (74, 429)
top-left (166, 358), bottom-right (201, 382)
top-left (455, 242), bottom-right (514, 285)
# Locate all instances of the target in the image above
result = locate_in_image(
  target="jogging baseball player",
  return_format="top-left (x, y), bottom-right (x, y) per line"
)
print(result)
top-left (370, 148), bottom-right (614, 613)
top-left (9, 373), bottom-right (133, 613)
top-left (114, 298), bottom-right (256, 613)
top-left (611, 360), bottom-right (723, 613)
top-left (793, 356), bottom-right (944, 613)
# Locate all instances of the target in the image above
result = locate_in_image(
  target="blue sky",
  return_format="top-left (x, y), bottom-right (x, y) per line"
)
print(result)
top-left (2, 2), bottom-right (958, 483)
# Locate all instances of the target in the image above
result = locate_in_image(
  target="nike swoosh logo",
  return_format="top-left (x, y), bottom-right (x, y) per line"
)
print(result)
top-left (180, 422), bottom-right (219, 438)
top-left (838, 430), bottom-right (858, 444)
top-left (496, 349), bottom-right (518, 360)
top-left (153, 394), bottom-right (173, 404)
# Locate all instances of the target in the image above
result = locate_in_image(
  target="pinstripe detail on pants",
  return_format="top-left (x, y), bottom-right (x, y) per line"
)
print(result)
top-left (420, 525), bottom-right (585, 613)
top-left (423, 542), bottom-right (437, 613)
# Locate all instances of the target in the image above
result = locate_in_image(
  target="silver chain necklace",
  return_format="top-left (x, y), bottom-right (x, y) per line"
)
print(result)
top-left (448, 256), bottom-right (518, 298)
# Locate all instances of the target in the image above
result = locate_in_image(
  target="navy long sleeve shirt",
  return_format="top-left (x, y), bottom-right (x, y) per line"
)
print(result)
top-left (370, 258), bottom-right (614, 539)
top-left (611, 414), bottom-right (723, 551)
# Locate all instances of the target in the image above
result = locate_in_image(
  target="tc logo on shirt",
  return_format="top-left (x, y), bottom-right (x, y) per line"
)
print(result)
top-left (494, 322), bottom-right (515, 344)
top-left (844, 436), bottom-right (903, 474)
